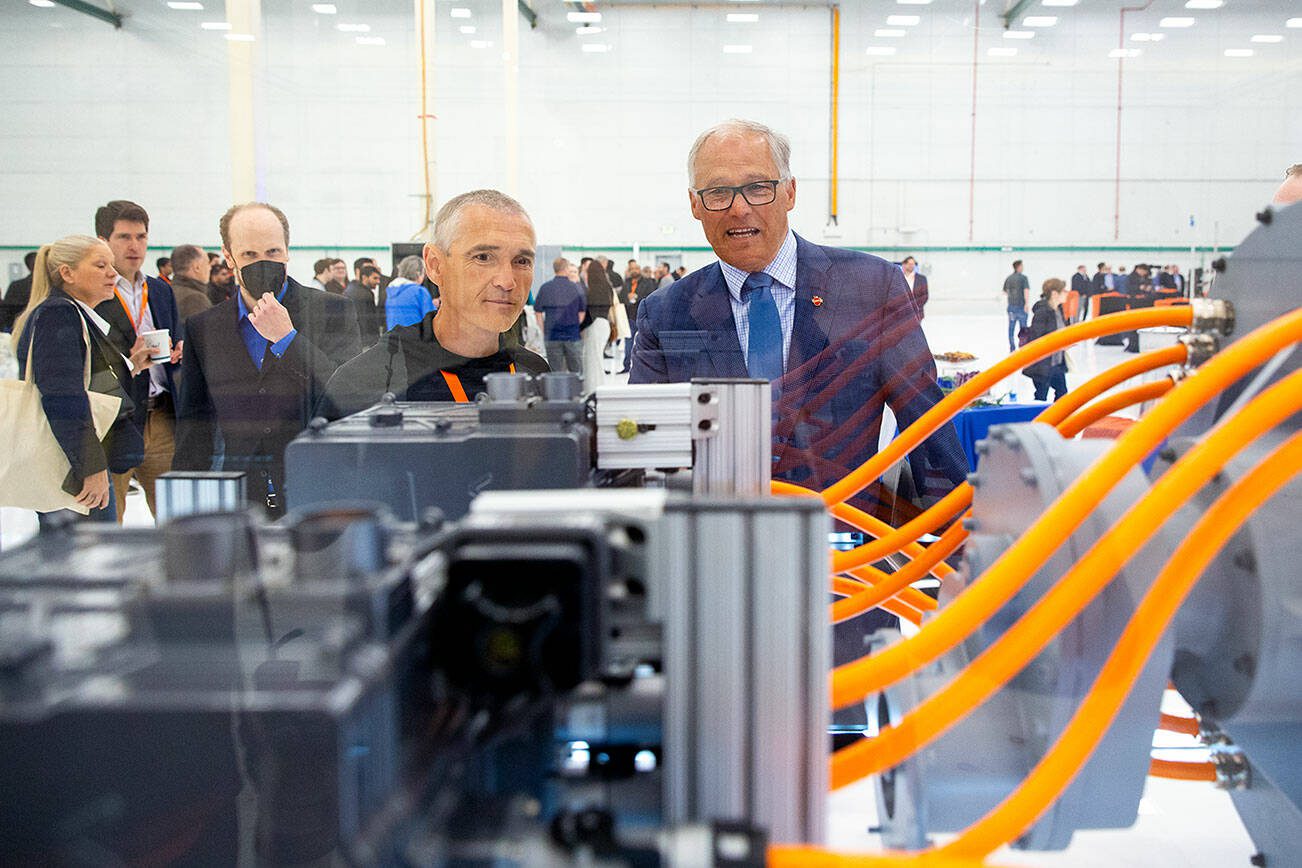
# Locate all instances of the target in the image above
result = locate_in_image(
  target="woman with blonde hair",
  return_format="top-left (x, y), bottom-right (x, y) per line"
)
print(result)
top-left (13, 235), bottom-right (153, 522)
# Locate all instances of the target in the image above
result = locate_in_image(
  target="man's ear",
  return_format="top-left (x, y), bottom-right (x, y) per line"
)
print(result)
top-left (785, 177), bottom-right (797, 211)
top-left (222, 248), bottom-right (237, 271)
top-left (688, 187), bottom-right (704, 223)
top-left (422, 242), bottom-right (443, 285)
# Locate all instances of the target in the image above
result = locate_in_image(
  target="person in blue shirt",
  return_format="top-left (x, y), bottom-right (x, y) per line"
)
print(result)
top-left (533, 257), bottom-right (586, 373)
top-left (384, 255), bottom-right (436, 330)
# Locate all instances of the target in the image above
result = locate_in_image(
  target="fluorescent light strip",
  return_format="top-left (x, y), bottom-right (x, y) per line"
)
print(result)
top-left (1224, 48), bottom-right (1253, 56)
top-left (356, 36), bottom-right (385, 46)
top-left (567, 11), bottom-right (602, 23)
top-left (1289, 19), bottom-right (1302, 29)
top-left (1250, 34), bottom-right (1283, 43)
top-left (727, 13), bottom-right (759, 23)
top-left (1131, 32), bottom-right (1165, 42)
top-left (887, 15), bottom-right (920, 25)
top-left (1159, 17), bottom-right (1196, 28)
top-left (1023, 16), bottom-right (1057, 26)
top-left (865, 46), bottom-right (897, 55)
top-left (460, 25), bottom-right (477, 34)
top-left (1041, 0), bottom-right (1077, 5)
top-left (988, 47), bottom-right (1018, 56)
top-left (311, 3), bottom-right (337, 13)
top-left (29, 0), bottom-right (56, 7)
top-left (470, 39), bottom-right (493, 49)
top-left (896, 0), bottom-right (932, 5)
top-left (167, 2), bottom-right (204, 10)
top-left (450, 7), bottom-right (471, 19)
top-left (1184, 0), bottom-right (1222, 8)
top-left (875, 29), bottom-right (906, 37)
top-left (722, 44), bottom-right (753, 53)
top-left (1003, 30), bottom-right (1034, 39)
top-left (201, 21), bottom-right (231, 30)
top-left (575, 25), bottom-right (604, 35)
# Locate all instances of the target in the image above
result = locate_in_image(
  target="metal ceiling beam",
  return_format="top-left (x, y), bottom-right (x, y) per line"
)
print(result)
top-left (51, 0), bottom-right (122, 29)
top-left (1001, 0), bottom-right (1035, 29)
top-left (518, 0), bottom-right (538, 29)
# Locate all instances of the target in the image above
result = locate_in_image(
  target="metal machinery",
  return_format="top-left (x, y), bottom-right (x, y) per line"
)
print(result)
top-left (1, 204), bottom-right (1299, 866)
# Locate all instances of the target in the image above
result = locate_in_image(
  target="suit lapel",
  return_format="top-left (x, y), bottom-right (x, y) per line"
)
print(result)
top-left (785, 235), bottom-right (834, 379)
top-left (688, 265), bottom-right (747, 378)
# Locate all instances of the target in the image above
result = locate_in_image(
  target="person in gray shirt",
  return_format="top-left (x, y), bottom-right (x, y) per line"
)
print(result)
top-left (1003, 259), bottom-right (1030, 353)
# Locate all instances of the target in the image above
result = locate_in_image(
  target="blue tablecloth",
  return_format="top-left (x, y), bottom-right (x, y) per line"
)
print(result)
top-left (952, 403), bottom-right (1047, 470)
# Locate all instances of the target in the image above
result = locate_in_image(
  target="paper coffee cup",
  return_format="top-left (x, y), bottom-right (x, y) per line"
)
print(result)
top-left (142, 328), bottom-right (171, 362)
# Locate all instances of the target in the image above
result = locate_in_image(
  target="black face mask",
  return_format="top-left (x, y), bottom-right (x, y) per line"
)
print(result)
top-left (240, 260), bottom-right (286, 300)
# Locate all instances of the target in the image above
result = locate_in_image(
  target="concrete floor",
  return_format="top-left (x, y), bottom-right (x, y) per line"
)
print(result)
top-left (0, 298), bottom-right (1261, 865)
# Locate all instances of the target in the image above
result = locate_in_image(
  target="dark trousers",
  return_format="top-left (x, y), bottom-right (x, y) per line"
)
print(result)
top-left (1030, 365), bottom-right (1069, 402)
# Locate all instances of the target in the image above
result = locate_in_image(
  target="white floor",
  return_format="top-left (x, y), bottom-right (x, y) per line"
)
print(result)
top-left (0, 300), bottom-right (1258, 864)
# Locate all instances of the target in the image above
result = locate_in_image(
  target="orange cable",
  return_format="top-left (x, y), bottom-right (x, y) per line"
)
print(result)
top-left (1034, 344), bottom-right (1188, 427)
top-left (833, 576), bottom-right (924, 626)
top-left (829, 307), bottom-right (1302, 711)
top-left (819, 306), bottom-right (1195, 506)
top-left (829, 367), bottom-right (1302, 785)
top-left (1056, 379), bottom-right (1174, 439)
top-left (833, 514), bottom-right (968, 624)
top-left (939, 430), bottom-right (1302, 859)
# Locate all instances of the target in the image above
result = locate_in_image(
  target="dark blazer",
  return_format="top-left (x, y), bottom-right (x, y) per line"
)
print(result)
top-left (1071, 272), bottom-right (1093, 297)
top-left (95, 276), bottom-right (182, 427)
top-left (1092, 271), bottom-right (1109, 294)
top-left (344, 281), bottom-right (387, 346)
top-left (631, 234), bottom-right (967, 511)
top-left (906, 271), bottom-right (929, 319)
top-left (17, 291), bottom-right (144, 488)
top-left (1, 274), bottom-right (33, 332)
top-left (172, 278), bottom-right (362, 507)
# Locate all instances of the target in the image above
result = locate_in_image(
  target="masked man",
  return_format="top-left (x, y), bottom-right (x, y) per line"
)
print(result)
top-left (173, 202), bottom-right (362, 514)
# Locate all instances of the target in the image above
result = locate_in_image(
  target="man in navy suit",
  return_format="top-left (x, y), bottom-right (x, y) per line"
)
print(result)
top-left (631, 119), bottom-right (966, 518)
top-left (93, 200), bottom-right (184, 521)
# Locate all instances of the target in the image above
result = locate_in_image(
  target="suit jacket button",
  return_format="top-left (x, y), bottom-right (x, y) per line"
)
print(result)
top-left (258, 387), bottom-right (265, 395)
top-left (263, 427), bottom-right (272, 434)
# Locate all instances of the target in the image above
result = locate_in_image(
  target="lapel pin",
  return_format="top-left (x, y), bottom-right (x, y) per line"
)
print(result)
top-left (812, 295), bottom-right (824, 307)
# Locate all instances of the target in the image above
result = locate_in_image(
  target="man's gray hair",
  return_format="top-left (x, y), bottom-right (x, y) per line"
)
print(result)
top-left (432, 189), bottom-right (533, 252)
top-left (687, 119), bottom-right (792, 188)
top-left (395, 254), bottom-right (425, 282)
top-left (170, 244), bottom-right (206, 276)
top-left (1286, 163), bottom-right (1302, 178)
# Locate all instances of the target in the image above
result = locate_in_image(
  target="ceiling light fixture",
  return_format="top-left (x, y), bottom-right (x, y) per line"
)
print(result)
top-left (167, 2), bottom-right (204, 9)
top-left (567, 11), bottom-right (602, 23)
top-left (1184, 0), bottom-right (1222, 8)
top-left (1041, 0), bottom-right (1077, 5)
top-left (470, 39), bottom-right (493, 49)
top-left (865, 46), bottom-right (898, 55)
top-left (29, 0), bottom-right (57, 7)
top-left (460, 25), bottom-right (476, 34)
top-left (886, 15), bottom-right (920, 25)
top-left (988, 47), bottom-right (1018, 56)
top-left (575, 25), bottom-right (604, 35)
top-left (1224, 48), bottom-right (1254, 56)
top-left (450, 7), bottom-right (471, 19)
top-left (1003, 30), bottom-right (1034, 39)
top-left (727, 13), bottom-right (759, 23)
top-left (356, 36), bottom-right (385, 46)
top-left (1250, 34), bottom-right (1283, 43)
top-left (896, 0), bottom-right (932, 5)
top-left (1159, 17), bottom-right (1196, 28)
top-left (310, 3), bottom-right (337, 13)
top-left (875, 28), bottom-right (906, 37)
top-left (1288, 19), bottom-right (1302, 29)
top-left (201, 21), bottom-right (231, 30)
top-left (1023, 16), bottom-right (1057, 26)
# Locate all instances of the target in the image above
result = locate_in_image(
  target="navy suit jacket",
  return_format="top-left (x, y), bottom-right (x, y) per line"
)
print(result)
top-left (96, 275), bottom-right (182, 425)
top-left (630, 234), bottom-right (967, 514)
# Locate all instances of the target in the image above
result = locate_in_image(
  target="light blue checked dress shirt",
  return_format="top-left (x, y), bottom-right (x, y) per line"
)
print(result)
top-left (719, 229), bottom-right (798, 371)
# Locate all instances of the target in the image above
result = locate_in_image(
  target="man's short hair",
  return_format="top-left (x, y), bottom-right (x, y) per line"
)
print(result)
top-left (314, 257), bottom-right (334, 276)
top-left (902, 256), bottom-right (916, 266)
top-left (1286, 163), bottom-right (1302, 178)
top-left (219, 202), bottom-right (291, 250)
top-left (23, 251), bottom-right (37, 271)
top-left (156, 256), bottom-right (171, 269)
top-left (1097, 262), bottom-right (1107, 270)
top-left (353, 256), bottom-right (375, 273)
top-left (360, 264), bottom-right (382, 279)
top-left (687, 119), bottom-right (792, 188)
top-left (1012, 259), bottom-right (1023, 270)
top-left (660, 262), bottom-right (671, 270)
top-left (628, 259), bottom-right (638, 266)
top-left (431, 189), bottom-right (532, 252)
top-left (395, 255), bottom-right (425, 282)
top-left (553, 257), bottom-right (570, 274)
top-left (170, 245), bottom-right (205, 275)
top-left (95, 200), bottom-right (150, 238)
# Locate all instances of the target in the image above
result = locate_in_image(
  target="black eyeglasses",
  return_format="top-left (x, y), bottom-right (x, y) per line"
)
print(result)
top-left (694, 179), bottom-right (784, 212)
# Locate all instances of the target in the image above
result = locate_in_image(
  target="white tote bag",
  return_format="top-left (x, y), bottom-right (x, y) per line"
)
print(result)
top-left (0, 313), bottom-right (122, 514)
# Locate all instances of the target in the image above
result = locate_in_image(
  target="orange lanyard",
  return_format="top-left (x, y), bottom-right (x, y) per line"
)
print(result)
top-left (440, 363), bottom-right (516, 403)
top-left (114, 279), bottom-right (148, 330)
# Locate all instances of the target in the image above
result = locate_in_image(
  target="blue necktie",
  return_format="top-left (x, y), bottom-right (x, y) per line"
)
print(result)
top-left (743, 271), bottom-right (783, 382)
